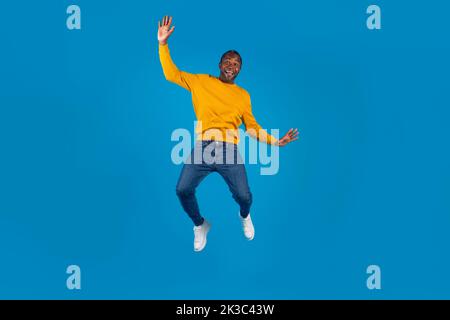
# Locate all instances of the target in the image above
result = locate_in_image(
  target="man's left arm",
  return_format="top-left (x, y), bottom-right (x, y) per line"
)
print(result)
top-left (242, 106), bottom-right (278, 145)
top-left (242, 94), bottom-right (299, 146)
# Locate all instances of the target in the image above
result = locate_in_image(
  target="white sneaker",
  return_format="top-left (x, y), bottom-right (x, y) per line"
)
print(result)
top-left (193, 220), bottom-right (211, 252)
top-left (239, 213), bottom-right (255, 240)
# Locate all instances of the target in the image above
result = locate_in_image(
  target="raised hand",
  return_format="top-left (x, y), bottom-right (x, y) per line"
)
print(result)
top-left (276, 128), bottom-right (299, 147)
top-left (158, 16), bottom-right (175, 45)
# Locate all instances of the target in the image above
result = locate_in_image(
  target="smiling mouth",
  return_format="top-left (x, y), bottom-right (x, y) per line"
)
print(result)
top-left (224, 70), bottom-right (235, 77)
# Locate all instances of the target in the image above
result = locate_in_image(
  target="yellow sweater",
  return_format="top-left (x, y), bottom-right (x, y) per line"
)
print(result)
top-left (159, 44), bottom-right (277, 145)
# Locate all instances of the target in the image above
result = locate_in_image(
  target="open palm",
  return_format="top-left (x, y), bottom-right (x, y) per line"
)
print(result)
top-left (277, 128), bottom-right (299, 147)
top-left (158, 16), bottom-right (175, 44)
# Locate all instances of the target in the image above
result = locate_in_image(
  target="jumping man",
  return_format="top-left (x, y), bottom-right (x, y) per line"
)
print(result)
top-left (158, 16), bottom-right (299, 252)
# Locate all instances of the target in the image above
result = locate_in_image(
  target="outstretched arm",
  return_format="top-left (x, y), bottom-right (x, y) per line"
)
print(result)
top-left (157, 16), bottom-right (197, 91)
top-left (244, 114), bottom-right (299, 147)
top-left (242, 94), bottom-right (299, 146)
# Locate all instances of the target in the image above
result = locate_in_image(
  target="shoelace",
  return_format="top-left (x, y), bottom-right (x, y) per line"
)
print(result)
top-left (242, 219), bottom-right (251, 231)
top-left (194, 226), bottom-right (202, 239)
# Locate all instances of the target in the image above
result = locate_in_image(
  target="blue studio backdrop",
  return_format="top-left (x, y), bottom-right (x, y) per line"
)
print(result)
top-left (1, 0), bottom-right (450, 299)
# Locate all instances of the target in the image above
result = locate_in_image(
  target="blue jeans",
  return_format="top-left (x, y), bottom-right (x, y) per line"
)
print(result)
top-left (176, 140), bottom-right (252, 226)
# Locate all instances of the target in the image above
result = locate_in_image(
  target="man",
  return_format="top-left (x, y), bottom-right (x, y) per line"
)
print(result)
top-left (158, 16), bottom-right (299, 252)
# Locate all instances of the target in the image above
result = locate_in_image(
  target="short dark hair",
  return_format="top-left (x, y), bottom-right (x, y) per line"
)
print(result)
top-left (220, 50), bottom-right (242, 66)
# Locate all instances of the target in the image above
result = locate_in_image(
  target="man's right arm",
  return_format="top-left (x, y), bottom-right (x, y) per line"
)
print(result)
top-left (158, 16), bottom-right (197, 91)
top-left (159, 43), bottom-right (197, 91)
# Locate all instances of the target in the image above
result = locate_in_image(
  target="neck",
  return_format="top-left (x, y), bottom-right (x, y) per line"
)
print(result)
top-left (218, 74), bottom-right (234, 84)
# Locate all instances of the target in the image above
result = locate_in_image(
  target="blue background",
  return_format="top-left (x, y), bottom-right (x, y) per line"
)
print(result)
top-left (1, 0), bottom-right (449, 299)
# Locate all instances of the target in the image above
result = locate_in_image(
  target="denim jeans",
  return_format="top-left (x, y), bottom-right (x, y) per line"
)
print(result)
top-left (175, 140), bottom-right (252, 226)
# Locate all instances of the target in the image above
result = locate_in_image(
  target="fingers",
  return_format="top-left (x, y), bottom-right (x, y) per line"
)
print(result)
top-left (168, 26), bottom-right (175, 35)
top-left (162, 15), bottom-right (172, 26)
top-left (280, 128), bottom-right (300, 146)
top-left (283, 129), bottom-right (292, 139)
top-left (289, 128), bottom-right (299, 138)
top-left (284, 128), bottom-right (296, 138)
top-left (158, 16), bottom-right (173, 31)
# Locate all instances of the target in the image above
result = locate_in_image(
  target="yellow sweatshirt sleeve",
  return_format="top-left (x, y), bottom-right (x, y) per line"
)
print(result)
top-left (159, 44), bottom-right (197, 91)
top-left (242, 93), bottom-right (278, 145)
